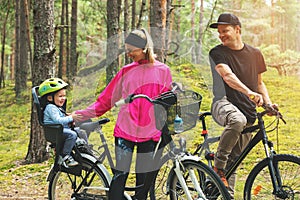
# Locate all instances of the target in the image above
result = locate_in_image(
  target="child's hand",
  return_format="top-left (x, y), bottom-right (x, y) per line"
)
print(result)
top-left (71, 111), bottom-right (82, 122)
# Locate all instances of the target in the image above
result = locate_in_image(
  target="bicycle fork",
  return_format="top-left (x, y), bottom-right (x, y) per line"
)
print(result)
top-left (264, 141), bottom-right (287, 198)
top-left (173, 159), bottom-right (207, 200)
top-left (258, 113), bottom-right (286, 198)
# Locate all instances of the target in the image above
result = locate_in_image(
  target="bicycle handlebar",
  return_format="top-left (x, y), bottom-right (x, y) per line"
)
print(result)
top-left (261, 103), bottom-right (286, 124)
top-left (249, 94), bottom-right (285, 123)
top-left (114, 83), bottom-right (183, 108)
top-left (114, 94), bottom-right (155, 107)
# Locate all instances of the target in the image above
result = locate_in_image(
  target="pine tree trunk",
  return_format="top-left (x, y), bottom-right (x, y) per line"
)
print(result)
top-left (68, 0), bottom-right (77, 84)
top-left (0, 2), bottom-right (10, 88)
top-left (136, 0), bottom-right (146, 29)
top-left (65, 0), bottom-right (70, 79)
top-left (106, 0), bottom-right (120, 84)
top-left (15, 0), bottom-right (28, 98)
top-left (14, 0), bottom-right (20, 84)
top-left (150, 0), bottom-right (167, 62)
top-left (58, 0), bottom-right (66, 78)
top-left (196, 0), bottom-right (204, 64)
top-left (124, 0), bottom-right (130, 64)
top-left (131, 0), bottom-right (136, 29)
top-left (164, 0), bottom-right (172, 61)
top-left (26, 0), bottom-right (55, 163)
top-left (24, 0), bottom-right (33, 72)
top-left (191, 0), bottom-right (196, 63)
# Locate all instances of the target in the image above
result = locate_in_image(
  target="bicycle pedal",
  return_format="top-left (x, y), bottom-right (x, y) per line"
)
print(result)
top-left (205, 152), bottom-right (215, 160)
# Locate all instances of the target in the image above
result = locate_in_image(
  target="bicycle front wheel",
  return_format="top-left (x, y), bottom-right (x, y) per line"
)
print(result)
top-left (169, 160), bottom-right (231, 200)
top-left (48, 157), bottom-right (110, 200)
top-left (244, 154), bottom-right (300, 200)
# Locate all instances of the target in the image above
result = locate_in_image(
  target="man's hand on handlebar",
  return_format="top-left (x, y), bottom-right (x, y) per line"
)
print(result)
top-left (249, 93), bottom-right (263, 107)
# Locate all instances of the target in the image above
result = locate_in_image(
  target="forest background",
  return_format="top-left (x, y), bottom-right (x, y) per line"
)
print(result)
top-left (0, 0), bottom-right (300, 199)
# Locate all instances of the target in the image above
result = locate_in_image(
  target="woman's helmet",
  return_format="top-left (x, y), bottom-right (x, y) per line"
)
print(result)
top-left (38, 78), bottom-right (68, 97)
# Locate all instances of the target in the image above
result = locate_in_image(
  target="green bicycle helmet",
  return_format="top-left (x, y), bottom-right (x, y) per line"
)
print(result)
top-left (38, 78), bottom-right (68, 97)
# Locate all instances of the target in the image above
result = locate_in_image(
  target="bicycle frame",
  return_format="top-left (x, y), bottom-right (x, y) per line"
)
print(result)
top-left (195, 109), bottom-right (285, 196)
top-left (157, 138), bottom-right (207, 200)
top-left (227, 111), bottom-right (286, 196)
top-left (87, 120), bottom-right (207, 200)
top-left (173, 155), bottom-right (205, 200)
top-left (94, 126), bottom-right (115, 169)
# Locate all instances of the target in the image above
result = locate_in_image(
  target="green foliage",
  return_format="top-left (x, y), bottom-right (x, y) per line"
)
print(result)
top-left (0, 84), bottom-right (31, 144)
top-left (260, 44), bottom-right (300, 65)
top-left (259, 44), bottom-right (300, 76)
top-left (0, 83), bottom-right (15, 105)
top-left (70, 68), bottom-right (107, 111)
top-left (170, 62), bottom-right (212, 111)
top-left (0, 92), bottom-right (31, 191)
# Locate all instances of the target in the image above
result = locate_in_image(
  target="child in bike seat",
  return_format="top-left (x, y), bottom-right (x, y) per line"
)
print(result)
top-left (39, 78), bottom-right (82, 168)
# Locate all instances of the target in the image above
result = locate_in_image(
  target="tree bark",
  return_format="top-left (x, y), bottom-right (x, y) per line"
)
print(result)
top-left (26, 0), bottom-right (56, 163)
top-left (0, 1), bottom-right (11, 88)
top-left (65, 0), bottom-right (70, 80)
top-left (69, 0), bottom-right (78, 83)
top-left (58, 0), bottom-right (66, 78)
top-left (164, 0), bottom-right (172, 57)
top-left (24, 0), bottom-right (33, 72)
top-left (136, 0), bottom-right (146, 29)
top-left (196, 0), bottom-right (204, 64)
top-left (124, 0), bottom-right (129, 34)
top-left (58, 1), bottom-right (64, 78)
top-left (131, 0), bottom-right (136, 30)
top-left (191, 0), bottom-right (196, 63)
top-left (124, 0), bottom-right (130, 64)
top-left (14, 0), bottom-right (20, 84)
top-left (106, 0), bottom-right (120, 84)
top-left (150, 0), bottom-right (167, 62)
top-left (15, 0), bottom-right (28, 98)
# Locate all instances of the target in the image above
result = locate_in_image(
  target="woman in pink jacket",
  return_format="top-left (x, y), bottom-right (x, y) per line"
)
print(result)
top-left (76, 28), bottom-right (172, 200)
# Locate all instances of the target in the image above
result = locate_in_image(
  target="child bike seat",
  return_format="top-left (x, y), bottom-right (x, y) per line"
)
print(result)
top-left (32, 86), bottom-right (65, 146)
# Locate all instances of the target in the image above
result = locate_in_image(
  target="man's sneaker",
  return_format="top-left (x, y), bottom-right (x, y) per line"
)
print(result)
top-left (213, 167), bottom-right (229, 188)
top-left (63, 155), bottom-right (79, 167)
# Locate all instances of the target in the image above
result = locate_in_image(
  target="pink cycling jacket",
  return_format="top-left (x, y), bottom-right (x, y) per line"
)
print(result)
top-left (76, 59), bottom-right (172, 142)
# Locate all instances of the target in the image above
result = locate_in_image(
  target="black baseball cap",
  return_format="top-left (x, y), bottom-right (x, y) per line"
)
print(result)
top-left (209, 13), bottom-right (241, 28)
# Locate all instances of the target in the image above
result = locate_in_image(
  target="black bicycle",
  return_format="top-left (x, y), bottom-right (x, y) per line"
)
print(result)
top-left (193, 104), bottom-right (300, 199)
top-left (32, 86), bottom-right (231, 200)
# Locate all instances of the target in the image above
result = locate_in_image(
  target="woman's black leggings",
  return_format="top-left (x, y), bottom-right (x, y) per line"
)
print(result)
top-left (108, 137), bottom-right (162, 200)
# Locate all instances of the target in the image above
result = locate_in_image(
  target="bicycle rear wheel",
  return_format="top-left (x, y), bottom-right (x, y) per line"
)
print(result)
top-left (169, 160), bottom-right (231, 200)
top-left (48, 157), bottom-right (110, 200)
top-left (244, 154), bottom-right (300, 200)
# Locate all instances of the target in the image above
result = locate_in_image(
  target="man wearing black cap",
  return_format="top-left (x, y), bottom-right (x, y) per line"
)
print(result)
top-left (208, 13), bottom-right (277, 198)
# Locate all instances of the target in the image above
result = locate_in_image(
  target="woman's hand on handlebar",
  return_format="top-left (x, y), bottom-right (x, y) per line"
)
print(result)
top-left (114, 94), bottom-right (135, 107)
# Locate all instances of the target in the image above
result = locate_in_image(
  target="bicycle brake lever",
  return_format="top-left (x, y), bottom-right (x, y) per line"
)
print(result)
top-left (278, 113), bottom-right (286, 124)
